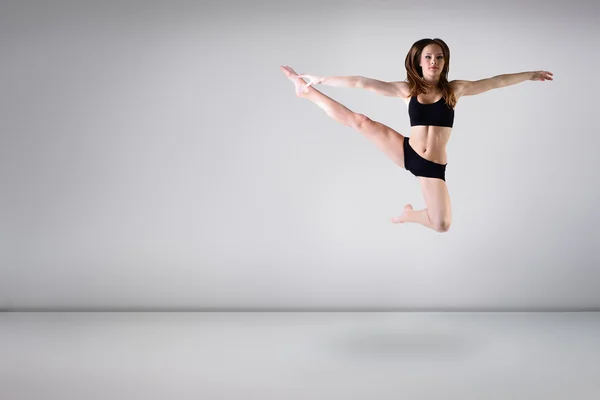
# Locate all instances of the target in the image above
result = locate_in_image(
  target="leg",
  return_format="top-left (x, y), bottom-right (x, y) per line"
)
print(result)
top-left (391, 177), bottom-right (452, 232)
top-left (281, 66), bottom-right (406, 168)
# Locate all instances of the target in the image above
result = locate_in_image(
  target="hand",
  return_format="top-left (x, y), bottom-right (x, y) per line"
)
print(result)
top-left (296, 74), bottom-right (324, 91)
top-left (530, 71), bottom-right (553, 81)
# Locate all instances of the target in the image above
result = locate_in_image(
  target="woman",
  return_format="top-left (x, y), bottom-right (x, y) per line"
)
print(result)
top-left (280, 38), bottom-right (553, 233)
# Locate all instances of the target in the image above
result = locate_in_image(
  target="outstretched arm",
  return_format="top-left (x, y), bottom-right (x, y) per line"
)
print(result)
top-left (452, 71), bottom-right (553, 97)
top-left (297, 74), bottom-right (409, 97)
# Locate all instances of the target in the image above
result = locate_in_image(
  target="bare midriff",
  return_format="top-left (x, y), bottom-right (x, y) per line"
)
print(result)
top-left (408, 125), bottom-right (451, 165)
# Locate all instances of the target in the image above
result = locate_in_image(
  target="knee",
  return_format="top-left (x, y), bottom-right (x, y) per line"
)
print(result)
top-left (350, 113), bottom-right (370, 129)
top-left (432, 218), bottom-right (451, 233)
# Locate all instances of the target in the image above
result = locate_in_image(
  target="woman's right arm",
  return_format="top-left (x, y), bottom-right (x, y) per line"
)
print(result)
top-left (353, 77), bottom-right (409, 98)
top-left (303, 75), bottom-right (409, 97)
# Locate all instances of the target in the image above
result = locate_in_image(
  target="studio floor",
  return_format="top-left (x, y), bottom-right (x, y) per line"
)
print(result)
top-left (1, 312), bottom-right (599, 399)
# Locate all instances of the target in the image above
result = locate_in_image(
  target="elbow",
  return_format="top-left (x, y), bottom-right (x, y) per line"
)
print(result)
top-left (490, 76), bottom-right (503, 89)
top-left (355, 76), bottom-right (366, 89)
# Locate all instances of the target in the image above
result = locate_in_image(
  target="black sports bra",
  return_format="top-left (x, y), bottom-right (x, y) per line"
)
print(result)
top-left (408, 95), bottom-right (454, 128)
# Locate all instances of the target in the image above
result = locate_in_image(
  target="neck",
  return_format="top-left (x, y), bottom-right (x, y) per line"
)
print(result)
top-left (422, 77), bottom-right (439, 86)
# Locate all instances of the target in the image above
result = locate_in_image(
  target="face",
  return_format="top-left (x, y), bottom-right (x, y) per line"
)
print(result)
top-left (419, 44), bottom-right (444, 77)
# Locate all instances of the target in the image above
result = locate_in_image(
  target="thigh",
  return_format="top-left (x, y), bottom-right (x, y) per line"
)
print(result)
top-left (419, 176), bottom-right (452, 227)
top-left (354, 114), bottom-right (406, 168)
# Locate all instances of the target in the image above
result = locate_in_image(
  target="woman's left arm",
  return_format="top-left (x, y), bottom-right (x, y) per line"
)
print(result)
top-left (452, 71), bottom-right (553, 97)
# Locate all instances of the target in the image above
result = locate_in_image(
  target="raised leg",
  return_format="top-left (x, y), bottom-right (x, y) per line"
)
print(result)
top-left (281, 66), bottom-right (406, 168)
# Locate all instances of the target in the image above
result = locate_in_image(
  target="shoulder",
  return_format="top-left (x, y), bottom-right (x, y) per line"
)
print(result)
top-left (388, 81), bottom-right (411, 99)
top-left (449, 80), bottom-right (467, 97)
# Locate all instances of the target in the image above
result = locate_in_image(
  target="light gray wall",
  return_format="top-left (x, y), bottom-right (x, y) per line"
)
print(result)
top-left (1, 0), bottom-right (598, 310)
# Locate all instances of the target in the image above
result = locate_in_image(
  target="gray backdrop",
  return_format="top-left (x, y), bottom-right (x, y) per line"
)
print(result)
top-left (1, 0), bottom-right (598, 310)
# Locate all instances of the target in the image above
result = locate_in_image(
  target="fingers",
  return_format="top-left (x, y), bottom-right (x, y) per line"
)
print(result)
top-left (298, 74), bottom-right (314, 83)
top-left (534, 70), bottom-right (553, 81)
top-left (281, 67), bottom-right (321, 86)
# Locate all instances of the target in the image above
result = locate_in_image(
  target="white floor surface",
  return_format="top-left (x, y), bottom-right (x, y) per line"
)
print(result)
top-left (1, 312), bottom-right (599, 399)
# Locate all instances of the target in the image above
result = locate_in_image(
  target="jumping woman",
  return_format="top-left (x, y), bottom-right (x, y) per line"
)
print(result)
top-left (280, 38), bottom-right (553, 233)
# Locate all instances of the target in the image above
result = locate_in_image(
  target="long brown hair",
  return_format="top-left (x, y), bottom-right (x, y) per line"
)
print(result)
top-left (405, 38), bottom-right (457, 109)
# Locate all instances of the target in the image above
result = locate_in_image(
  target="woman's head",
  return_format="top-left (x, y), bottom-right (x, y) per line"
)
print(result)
top-left (405, 38), bottom-right (456, 107)
top-left (405, 38), bottom-right (450, 81)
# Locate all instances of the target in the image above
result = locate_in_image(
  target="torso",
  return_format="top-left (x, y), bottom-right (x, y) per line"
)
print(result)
top-left (402, 85), bottom-right (460, 164)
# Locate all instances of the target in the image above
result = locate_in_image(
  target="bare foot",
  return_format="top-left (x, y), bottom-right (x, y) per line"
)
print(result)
top-left (391, 204), bottom-right (413, 224)
top-left (280, 65), bottom-right (310, 97)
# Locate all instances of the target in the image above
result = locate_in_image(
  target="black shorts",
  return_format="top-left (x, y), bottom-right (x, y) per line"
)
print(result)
top-left (403, 137), bottom-right (447, 181)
